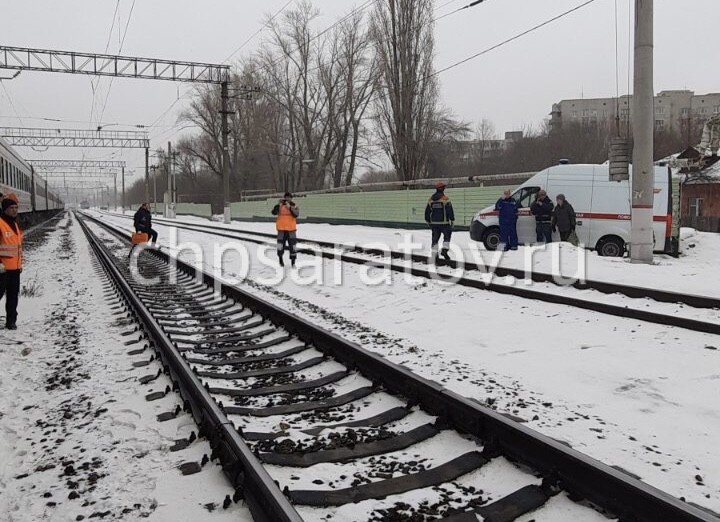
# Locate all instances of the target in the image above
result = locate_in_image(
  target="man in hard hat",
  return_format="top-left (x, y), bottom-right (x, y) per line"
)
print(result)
top-left (0, 195), bottom-right (23, 330)
top-left (425, 182), bottom-right (455, 263)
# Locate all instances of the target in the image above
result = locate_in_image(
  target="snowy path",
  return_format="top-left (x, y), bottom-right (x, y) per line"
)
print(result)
top-left (0, 214), bottom-right (249, 521)
top-left (95, 211), bottom-right (720, 515)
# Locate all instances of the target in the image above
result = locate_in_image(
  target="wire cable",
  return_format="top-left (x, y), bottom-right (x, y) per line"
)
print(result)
top-left (223, 0), bottom-right (296, 64)
top-left (98, 0), bottom-right (137, 124)
top-left (434, 0), bottom-right (487, 22)
top-left (430, 0), bottom-right (599, 78)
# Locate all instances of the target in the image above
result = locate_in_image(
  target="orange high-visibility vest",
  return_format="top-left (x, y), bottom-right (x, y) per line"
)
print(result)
top-left (276, 205), bottom-right (297, 232)
top-left (0, 218), bottom-right (23, 271)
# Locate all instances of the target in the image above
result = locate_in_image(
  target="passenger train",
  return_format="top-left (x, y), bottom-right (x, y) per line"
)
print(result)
top-left (0, 136), bottom-right (63, 214)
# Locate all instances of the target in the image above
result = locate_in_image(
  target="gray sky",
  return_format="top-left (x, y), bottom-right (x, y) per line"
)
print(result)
top-left (1, 0), bottom-right (718, 189)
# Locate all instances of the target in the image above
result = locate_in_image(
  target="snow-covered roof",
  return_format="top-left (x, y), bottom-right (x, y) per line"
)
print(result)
top-left (682, 157), bottom-right (720, 184)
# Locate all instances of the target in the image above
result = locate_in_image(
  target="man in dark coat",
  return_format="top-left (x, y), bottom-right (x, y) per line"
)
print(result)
top-left (425, 182), bottom-right (455, 262)
top-left (552, 194), bottom-right (577, 245)
top-left (495, 190), bottom-right (518, 251)
top-left (530, 190), bottom-right (554, 243)
top-left (133, 203), bottom-right (158, 244)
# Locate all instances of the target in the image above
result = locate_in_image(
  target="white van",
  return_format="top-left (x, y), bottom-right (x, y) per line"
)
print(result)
top-left (469, 164), bottom-right (677, 256)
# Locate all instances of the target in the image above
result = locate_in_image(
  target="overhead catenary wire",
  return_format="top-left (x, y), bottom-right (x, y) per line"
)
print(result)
top-left (89, 0), bottom-right (121, 126)
top-left (434, 0), bottom-right (487, 22)
top-left (147, 0), bottom-right (380, 144)
top-left (430, 0), bottom-right (599, 78)
top-left (98, 0), bottom-right (137, 125)
top-left (0, 82), bottom-right (26, 127)
top-left (222, 0), bottom-right (297, 64)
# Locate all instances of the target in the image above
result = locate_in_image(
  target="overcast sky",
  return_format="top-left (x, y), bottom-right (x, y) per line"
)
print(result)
top-left (1, 0), bottom-right (718, 190)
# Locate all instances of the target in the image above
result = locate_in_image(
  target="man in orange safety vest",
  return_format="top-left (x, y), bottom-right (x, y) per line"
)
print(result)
top-left (0, 195), bottom-right (23, 330)
top-left (271, 192), bottom-right (300, 267)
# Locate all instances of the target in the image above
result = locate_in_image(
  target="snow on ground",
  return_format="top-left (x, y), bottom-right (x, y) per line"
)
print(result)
top-left (141, 212), bottom-right (720, 299)
top-left (96, 211), bottom-right (720, 515)
top-left (0, 214), bottom-right (250, 521)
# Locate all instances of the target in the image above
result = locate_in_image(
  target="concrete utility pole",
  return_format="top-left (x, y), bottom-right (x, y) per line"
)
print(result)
top-left (113, 173), bottom-right (118, 211)
top-left (121, 166), bottom-right (125, 213)
top-left (630, 0), bottom-right (655, 264)
top-left (150, 165), bottom-right (158, 214)
top-left (165, 141), bottom-right (176, 218)
top-left (145, 147), bottom-right (150, 203)
top-left (220, 81), bottom-right (232, 224)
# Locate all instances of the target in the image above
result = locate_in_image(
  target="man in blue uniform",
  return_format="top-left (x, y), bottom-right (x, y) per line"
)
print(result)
top-left (495, 190), bottom-right (518, 251)
top-left (425, 182), bottom-right (455, 263)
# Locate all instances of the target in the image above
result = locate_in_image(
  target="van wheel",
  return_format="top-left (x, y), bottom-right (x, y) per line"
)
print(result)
top-left (483, 227), bottom-right (501, 251)
top-left (597, 236), bottom-right (625, 257)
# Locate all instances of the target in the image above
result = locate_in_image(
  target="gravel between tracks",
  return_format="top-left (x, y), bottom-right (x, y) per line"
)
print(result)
top-left (0, 214), bottom-right (250, 522)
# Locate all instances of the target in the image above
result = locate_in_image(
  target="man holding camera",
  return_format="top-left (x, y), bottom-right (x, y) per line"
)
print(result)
top-left (271, 192), bottom-right (300, 267)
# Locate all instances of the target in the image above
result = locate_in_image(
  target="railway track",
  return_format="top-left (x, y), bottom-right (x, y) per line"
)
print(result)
top-left (98, 212), bottom-right (720, 336)
top-left (77, 212), bottom-right (718, 522)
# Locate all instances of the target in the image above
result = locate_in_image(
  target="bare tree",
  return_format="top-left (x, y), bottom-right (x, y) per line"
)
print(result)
top-left (472, 119), bottom-right (498, 168)
top-left (257, 1), bottom-right (340, 191)
top-left (371, 0), bottom-right (438, 181)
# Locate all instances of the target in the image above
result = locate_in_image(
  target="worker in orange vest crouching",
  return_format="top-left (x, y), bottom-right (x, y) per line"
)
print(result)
top-left (271, 192), bottom-right (300, 267)
top-left (0, 195), bottom-right (23, 330)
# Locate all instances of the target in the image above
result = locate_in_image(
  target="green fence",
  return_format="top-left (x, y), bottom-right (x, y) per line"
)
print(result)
top-left (230, 186), bottom-right (515, 229)
top-left (176, 203), bottom-right (212, 218)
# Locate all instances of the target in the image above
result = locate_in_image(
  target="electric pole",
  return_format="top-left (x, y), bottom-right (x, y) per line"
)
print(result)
top-left (150, 165), bottom-right (158, 214)
top-left (165, 141), bottom-right (176, 218)
top-left (121, 166), bottom-right (125, 212)
top-left (145, 146), bottom-right (150, 203)
top-left (221, 80), bottom-right (232, 224)
top-left (630, 0), bottom-right (655, 264)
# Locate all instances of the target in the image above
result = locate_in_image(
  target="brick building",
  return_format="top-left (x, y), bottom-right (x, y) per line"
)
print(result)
top-left (681, 156), bottom-right (720, 232)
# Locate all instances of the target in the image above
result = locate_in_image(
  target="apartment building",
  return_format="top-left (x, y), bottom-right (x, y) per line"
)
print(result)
top-left (550, 90), bottom-right (720, 133)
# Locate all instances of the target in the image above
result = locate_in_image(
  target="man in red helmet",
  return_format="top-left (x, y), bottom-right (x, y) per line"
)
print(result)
top-left (424, 181), bottom-right (455, 263)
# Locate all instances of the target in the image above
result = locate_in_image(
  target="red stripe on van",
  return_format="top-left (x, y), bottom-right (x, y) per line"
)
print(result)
top-left (479, 212), bottom-right (671, 229)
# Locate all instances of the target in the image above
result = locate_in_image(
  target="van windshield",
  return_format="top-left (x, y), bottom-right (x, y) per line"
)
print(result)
top-left (512, 187), bottom-right (541, 208)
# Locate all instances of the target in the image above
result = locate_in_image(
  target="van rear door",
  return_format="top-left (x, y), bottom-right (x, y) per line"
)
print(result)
top-left (587, 167), bottom-right (632, 250)
top-left (512, 186), bottom-right (541, 244)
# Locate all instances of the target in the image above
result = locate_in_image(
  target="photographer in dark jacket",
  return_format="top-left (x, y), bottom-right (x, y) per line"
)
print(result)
top-left (530, 190), bottom-right (554, 243)
top-left (133, 203), bottom-right (158, 245)
top-left (552, 194), bottom-right (577, 245)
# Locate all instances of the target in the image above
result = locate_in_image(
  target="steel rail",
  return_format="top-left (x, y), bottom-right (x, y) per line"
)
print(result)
top-left (100, 213), bottom-right (720, 335)
top-left (81, 211), bottom-right (719, 522)
top-left (76, 213), bottom-right (303, 522)
top-left (107, 212), bottom-right (720, 309)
